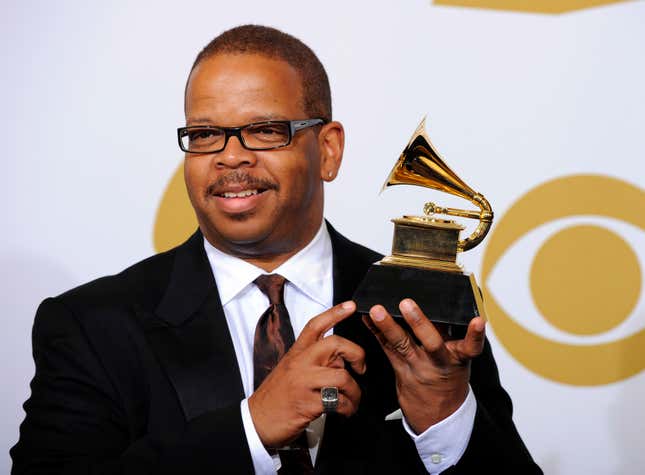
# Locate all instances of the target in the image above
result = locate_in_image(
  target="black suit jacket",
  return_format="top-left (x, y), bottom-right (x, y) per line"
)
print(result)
top-left (11, 224), bottom-right (541, 474)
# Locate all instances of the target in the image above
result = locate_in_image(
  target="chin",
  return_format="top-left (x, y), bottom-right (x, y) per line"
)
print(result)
top-left (202, 213), bottom-right (272, 246)
top-left (225, 210), bottom-right (255, 223)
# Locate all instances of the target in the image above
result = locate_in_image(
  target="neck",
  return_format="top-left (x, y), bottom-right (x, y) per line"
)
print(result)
top-left (202, 221), bottom-right (323, 272)
top-left (243, 251), bottom-right (301, 272)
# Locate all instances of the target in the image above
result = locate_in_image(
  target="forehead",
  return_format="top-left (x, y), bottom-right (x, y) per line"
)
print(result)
top-left (185, 53), bottom-right (305, 125)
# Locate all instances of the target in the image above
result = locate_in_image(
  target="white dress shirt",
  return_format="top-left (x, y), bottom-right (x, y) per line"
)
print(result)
top-left (203, 222), bottom-right (476, 474)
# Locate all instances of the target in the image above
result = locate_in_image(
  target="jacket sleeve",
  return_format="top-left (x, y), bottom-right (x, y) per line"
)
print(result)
top-left (10, 297), bottom-right (255, 475)
top-left (446, 339), bottom-right (543, 474)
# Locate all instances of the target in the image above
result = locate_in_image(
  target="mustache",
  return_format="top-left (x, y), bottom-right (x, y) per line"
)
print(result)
top-left (206, 170), bottom-right (279, 195)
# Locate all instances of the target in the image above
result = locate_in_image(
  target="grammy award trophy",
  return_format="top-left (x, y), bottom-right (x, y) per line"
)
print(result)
top-left (352, 117), bottom-right (493, 333)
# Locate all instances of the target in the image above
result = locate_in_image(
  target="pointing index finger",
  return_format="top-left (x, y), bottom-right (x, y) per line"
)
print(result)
top-left (293, 301), bottom-right (356, 350)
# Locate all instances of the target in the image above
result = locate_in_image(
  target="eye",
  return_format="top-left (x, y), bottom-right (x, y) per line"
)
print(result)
top-left (246, 123), bottom-right (289, 142)
top-left (255, 125), bottom-right (280, 135)
top-left (480, 175), bottom-right (645, 386)
top-left (189, 128), bottom-right (223, 143)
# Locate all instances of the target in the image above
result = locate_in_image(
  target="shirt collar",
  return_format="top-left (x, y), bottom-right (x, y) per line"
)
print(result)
top-left (203, 222), bottom-right (333, 307)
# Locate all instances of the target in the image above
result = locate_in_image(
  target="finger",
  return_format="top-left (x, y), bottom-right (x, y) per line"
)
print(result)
top-left (317, 367), bottom-right (362, 405)
top-left (451, 316), bottom-right (486, 360)
top-left (368, 305), bottom-right (419, 363)
top-left (334, 392), bottom-right (359, 417)
top-left (327, 356), bottom-right (345, 369)
top-left (304, 389), bottom-right (359, 418)
top-left (399, 299), bottom-right (451, 365)
top-left (361, 313), bottom-right (391, 353)
top-left (293, 301), bottom-right (356, 351)
top-left (362, 311), bottom-right (408, 373)
top-left (307, 335), bottom-right (366, 375)
top-left (310, 367), bottom-right (362, 417)
top-left (361, 314), bottom-right (380, 339)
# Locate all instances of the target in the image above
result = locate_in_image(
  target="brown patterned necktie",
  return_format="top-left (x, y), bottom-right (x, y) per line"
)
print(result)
top-left (253, 274), bottom-right (314, 474)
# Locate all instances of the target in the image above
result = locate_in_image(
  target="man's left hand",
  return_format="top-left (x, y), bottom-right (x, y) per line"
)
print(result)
top-left (363, 298), bottom-right (485, 434)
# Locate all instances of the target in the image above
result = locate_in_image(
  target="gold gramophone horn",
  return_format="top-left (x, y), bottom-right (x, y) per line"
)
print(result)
top-left (382, 117), bottom-right (493, 252)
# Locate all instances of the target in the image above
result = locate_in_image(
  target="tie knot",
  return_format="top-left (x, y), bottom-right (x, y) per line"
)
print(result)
top-left (254, 274), bottom-right (287, 305)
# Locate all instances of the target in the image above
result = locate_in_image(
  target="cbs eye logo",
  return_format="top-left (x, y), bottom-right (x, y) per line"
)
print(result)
top-left (481, 174), bottom-right (645, 386)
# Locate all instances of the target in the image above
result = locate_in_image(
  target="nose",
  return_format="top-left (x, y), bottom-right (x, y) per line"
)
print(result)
top-left (214, 135), bottom-right (258, 169)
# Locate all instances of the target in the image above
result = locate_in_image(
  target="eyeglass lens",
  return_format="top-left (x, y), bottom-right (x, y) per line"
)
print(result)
top-left (181, 122), bottom-right (291, 152)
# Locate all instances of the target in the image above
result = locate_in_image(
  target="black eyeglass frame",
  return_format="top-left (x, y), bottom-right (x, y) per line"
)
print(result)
top-left (177, 118), bottom-right (327, 154)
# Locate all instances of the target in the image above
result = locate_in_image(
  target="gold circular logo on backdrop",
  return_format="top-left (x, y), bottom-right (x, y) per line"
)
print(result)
top-left (531, 224), bottom-right (640, 336)
top-left (481, 175), bottom-right (645, 386)
top-left (433, 0), bottom-right (630, 14)
top-left (153, 162), bottom-right (197, 253)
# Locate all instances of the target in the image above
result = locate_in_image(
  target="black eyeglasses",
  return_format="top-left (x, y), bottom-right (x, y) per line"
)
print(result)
top-left (177, 118), bottom-right (326, 153)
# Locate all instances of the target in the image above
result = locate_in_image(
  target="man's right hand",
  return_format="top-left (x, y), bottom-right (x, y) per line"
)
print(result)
top-left (247, 300), bottom-right (364, 448)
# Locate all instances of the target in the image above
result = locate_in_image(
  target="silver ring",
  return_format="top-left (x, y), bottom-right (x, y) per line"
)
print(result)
top-left (321, 386), bottom-right (339, 413)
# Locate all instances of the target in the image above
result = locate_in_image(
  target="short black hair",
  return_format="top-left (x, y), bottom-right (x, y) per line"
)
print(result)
top-left (188, 24), bottom-right (332, 121)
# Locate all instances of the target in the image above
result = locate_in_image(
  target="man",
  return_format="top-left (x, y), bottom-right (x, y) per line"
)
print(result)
top-left (11, 25), bottom-right (541, 474)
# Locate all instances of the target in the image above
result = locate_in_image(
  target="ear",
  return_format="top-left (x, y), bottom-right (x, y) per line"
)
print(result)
top-left (318, 121), bottom-right (344, 182)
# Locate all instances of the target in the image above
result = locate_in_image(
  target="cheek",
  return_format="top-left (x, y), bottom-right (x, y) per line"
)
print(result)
top-left (183, 158), bottom-right (210, 200)
top-left (283, 160), bottom-right (321, 205)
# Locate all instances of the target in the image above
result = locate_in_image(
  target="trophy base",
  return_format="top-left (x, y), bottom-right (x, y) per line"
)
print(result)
top-left (352, 263), bottom-right (485, 327)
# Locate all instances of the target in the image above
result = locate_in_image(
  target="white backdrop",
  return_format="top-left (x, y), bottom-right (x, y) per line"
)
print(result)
top-left (3, 1), bottom-right (644, 473)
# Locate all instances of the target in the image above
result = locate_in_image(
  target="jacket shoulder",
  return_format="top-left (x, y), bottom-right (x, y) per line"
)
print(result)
top-left (54, 243), bottom-right (180, 314)
top-left (326, 221), bottom-right (383, 268)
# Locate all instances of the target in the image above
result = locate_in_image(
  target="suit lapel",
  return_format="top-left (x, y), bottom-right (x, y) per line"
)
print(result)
top-left (139, 231), bottom-right (244, 422)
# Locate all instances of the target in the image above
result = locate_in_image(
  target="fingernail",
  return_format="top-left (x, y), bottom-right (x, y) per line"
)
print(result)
top-left (400, 299), bottom-right (422, 323)
top-left (371, 306), bottom-right (386, 322)
top-left (342, 301), bottom-right (354, 311)
top-left (474, 317), bottom-right (486, 332)
top-left (400, 299), bottom-right (414, 313)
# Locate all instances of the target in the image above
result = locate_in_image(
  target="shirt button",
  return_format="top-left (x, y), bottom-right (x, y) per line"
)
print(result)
top-left (430, 453), bottom-right (443, 464)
